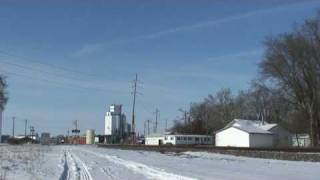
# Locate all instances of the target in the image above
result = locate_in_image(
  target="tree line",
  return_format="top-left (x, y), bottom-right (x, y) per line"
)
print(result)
top-left (171, 13), bottom-right (320, 147)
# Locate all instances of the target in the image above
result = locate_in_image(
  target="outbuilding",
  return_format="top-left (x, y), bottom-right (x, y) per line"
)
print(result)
top-left (215, 119), bottom-right (274, 148)
top-left (145, 134), bottom-right (165, 146)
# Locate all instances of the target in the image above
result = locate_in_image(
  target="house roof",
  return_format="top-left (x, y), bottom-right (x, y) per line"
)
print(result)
top-left (217, 119), bottom-right (275, 134)
top-left (259, 123), bottom-right (278, 131)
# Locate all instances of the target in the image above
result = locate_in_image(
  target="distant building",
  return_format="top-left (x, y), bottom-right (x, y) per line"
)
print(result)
top-left (40, 133), bottom-right (50, 145)
top-left (145, 134), bottom-right (164, 146)
top-left (164, 134), bottom-right (213, 145)
top-left (105, 104), bottom-right (126, 136)
top-left (104, 104), bottom-right (130, 143)
top-left (1, 135), bottom-right (9, 143)
top-left (145, 134), bottom-right (213, 146)
top-left (292, 134), bottom-right (311, 147)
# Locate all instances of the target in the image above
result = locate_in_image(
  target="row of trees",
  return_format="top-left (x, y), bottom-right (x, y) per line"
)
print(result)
top-left (172, 13), bottom-right (320, 146)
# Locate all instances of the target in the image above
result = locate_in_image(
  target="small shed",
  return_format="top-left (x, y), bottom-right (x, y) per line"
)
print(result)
top-left (292, 134), bottom-right (311, 147)
top-left (215, 119), bottom-right (274, 148)
top-left (145, 134), bottom-right (164, 146)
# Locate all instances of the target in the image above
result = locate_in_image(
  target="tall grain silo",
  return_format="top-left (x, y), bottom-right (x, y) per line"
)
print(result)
top-left (86, 129), bottom-right (95, 145)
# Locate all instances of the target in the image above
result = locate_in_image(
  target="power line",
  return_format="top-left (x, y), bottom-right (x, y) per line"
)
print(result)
top-left (0, 59), bottom-right (93, 83)
top-left (0, 50), bottom-right (101, 79)
top-left (1, 68), bottom-right (131, 94)
top-left (0, 50), bottom-right (131, 94)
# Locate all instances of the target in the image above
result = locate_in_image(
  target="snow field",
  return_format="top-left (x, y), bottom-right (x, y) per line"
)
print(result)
top-left (1, 145), bottom-right (320, 180)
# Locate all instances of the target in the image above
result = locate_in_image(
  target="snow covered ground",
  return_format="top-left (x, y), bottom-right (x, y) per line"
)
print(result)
top-left (0, 145), bottom-right (319, 180)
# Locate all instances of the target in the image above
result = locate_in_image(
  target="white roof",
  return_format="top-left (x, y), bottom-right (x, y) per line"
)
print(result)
top-left (219, 119), bottom-right (276, 134)
top-left (259, 123), bottom-right (278, 131)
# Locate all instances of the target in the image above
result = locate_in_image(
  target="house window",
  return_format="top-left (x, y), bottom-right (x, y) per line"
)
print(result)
top-left (188, 137), bottom-right (192, 141)
top-left (195, 138), bottom-right (199, 141)
top-left (165, 136), bottom-right (168, 140)
top-left (184, 137), bottom-right (187, 141)
top-left (177, 137), bottom-right (181, 140)
top-left (170, 137), bottom-right (174, 140)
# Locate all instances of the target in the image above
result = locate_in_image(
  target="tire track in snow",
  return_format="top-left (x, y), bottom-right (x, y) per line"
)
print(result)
top-left (60, 150), bottom-right (93, 180)
top-left (101, 167), bottom-right (116, 180)
top-left (68, 150), bottom-right (93, 180)
top-left (59, 151), bottom-right (69, 180)
top-left (77, 148), bottom-right (197, 180)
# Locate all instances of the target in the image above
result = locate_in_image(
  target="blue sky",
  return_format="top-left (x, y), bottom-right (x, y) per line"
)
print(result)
top-left (0, 0), bottom-right (319, 136)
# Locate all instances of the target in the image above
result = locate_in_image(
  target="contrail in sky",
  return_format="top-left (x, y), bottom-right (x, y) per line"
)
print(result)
top-left (72, 0), bottom-right (318, 57)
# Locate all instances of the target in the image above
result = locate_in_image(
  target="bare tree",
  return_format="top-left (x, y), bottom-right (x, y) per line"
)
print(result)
top-left (260, 15), bottom-right (320, 146)
top-left (0, 75), bottom-right (8, 111)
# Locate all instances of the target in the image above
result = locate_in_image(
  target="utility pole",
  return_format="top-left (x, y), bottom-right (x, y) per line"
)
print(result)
top-left (165, 119), bottom-right (168, 132)
top-left (67, 129), bottom-right (70, 144)
top-left (131, 73), bottom-right (142, 143)
top-left (30, 126), bottom-right (35, 141)
top-left (184, 111), bottom-right (187, 125)
top-left (24, 119), bottom-right (28, 137)
top-left (143, 120), bottom-right (146, 137)
top-left (154, 108), bottom-right (160, 133)
top-left (147, 119), bottom-right (150, 136)
top-left (12, 117), bottom-right (15, 137)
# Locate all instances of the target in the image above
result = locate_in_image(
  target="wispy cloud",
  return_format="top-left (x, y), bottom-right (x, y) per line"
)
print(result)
top-left (70, 0), bottom-right (316, 57)
top-left (144, 49), bottom-right (263, 81)
top-left (70, 43), bottom-right (104, 58)
top-left (131, 0), bottom-right (316, 41)
top-left (206, 49), bottom-right (262, 62)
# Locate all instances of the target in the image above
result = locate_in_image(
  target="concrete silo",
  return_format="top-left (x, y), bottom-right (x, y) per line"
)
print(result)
top-left (86, 129), bottom-right (95, 145)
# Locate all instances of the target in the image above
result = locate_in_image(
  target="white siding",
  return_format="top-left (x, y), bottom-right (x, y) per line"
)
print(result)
top-left (104, 115), bottom-right (112, 135)
top-left (164, 135), bottom-right (176, 144)
top-left (249, 134), bottom-right (273, 147)
top-left (145, 137), bottom-right (164, 146)
top-left (104, 112), bottom-right (122, 135)
top-left (216, 127), bottom-right (250, 147)
top-left (164, 135), bottom-right (213, 145)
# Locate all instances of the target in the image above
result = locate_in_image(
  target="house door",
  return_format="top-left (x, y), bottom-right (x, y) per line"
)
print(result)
top-left (159, 139), bottom-right (163, 145)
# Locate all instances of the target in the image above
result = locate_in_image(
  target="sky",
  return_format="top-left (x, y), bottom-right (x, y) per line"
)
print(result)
top-left (0, 0), bottom-right (319, 136)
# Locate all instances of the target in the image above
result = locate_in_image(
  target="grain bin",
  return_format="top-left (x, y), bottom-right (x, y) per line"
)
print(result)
top-left (86, 129), bottom-right (95, 144)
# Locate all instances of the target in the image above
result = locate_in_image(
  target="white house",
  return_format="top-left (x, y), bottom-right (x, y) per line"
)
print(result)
top-left (145, 134), bottom-right (165, 146)
top-left (215, 119), bottom-right (274, 148)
